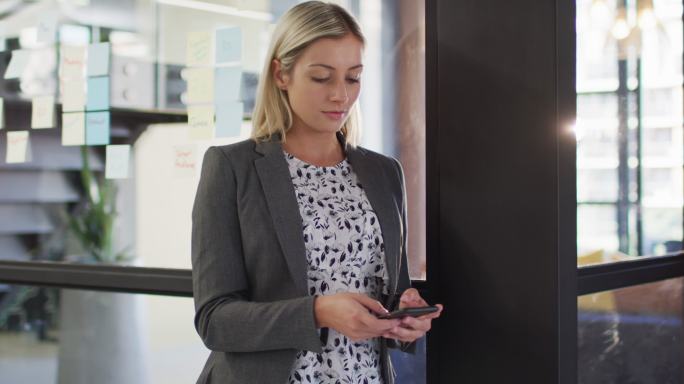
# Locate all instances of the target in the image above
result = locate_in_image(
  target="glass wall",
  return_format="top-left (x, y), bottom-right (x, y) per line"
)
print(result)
top-left (576, 0), bottom-right (684, 265)
top-left (578, 277), bottom-right (683, 383)
top-left (0, 285), bottom-right (207, 384)
top-left (0, 284), bottom-right (426, 383)
top-left (0, 0), bottom-right (427, 278)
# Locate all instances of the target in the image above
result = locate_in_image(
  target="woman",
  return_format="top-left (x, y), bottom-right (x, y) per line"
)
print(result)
top-left (191, 2), bottom-right (443, 383)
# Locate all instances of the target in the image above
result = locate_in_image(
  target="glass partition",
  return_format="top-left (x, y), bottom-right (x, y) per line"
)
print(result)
top-left (578, 277), bottom-right (683, 383)
top-left (0, 284), bottom-right (426, 383)
top-left (576, 0), bottom-right (684, 265)
top-left (0, 0), bottom-right (427, 279)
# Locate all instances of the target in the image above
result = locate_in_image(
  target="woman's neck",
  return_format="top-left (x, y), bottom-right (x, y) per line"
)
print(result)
top-left (282, 129), bottom-right (345, 167)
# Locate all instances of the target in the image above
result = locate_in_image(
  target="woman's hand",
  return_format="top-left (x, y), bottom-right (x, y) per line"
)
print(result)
top-left (382, 288), bottom-right (443, 343)
top-left (315, 293), bottom-right (402, 342)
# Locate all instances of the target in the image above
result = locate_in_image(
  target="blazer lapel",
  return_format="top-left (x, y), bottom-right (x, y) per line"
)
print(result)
top-left (254, 138), bottom-right (309, 296)
top-left (346, 144), bottom-right (400, 296)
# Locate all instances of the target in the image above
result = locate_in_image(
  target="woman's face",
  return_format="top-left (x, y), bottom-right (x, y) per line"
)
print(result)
top-left (273, 33), bottom-right (363, 136)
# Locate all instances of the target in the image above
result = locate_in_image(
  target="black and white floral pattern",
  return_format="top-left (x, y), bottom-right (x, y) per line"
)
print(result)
top-left (284, 150), bottom-right (389, 384)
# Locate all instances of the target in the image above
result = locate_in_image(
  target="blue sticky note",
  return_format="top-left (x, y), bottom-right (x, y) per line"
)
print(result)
top-left (86, 111), bottom-right (110, 145)
top-left (86, 76), bottom-right (109, 111)
top-left (214, 66), bottom-right (241, 105)
top-left (215, 102), bottom-right (243, 138)
top-left (88, 42), bottom-right (110, 77)
top-left (215, 27), bottom-right (241, 64)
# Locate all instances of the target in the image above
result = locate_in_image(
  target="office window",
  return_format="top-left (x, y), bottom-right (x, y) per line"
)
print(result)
top-left (578, 277), bottom-right (683, 383)
top-left (576, 0), bottom-right (683, 264)
top-left (0, 1), bottom-right (427, 280)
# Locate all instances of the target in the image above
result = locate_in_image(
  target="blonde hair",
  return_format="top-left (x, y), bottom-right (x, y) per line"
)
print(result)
top-left (251, 1), bottom-right (365, 146)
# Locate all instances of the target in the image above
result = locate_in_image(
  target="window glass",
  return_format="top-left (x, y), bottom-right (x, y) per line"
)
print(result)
top-left (0, 284), bottom-right (426, 383)
top-left (0, 1), bottom-right (426, 279)
top-left (576, 0), bottom-right (683, 264)
top-left (578, 277), bottom-right (683, 383)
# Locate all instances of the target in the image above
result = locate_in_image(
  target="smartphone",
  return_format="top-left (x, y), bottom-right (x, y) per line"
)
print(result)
top-left (377, 306), bottom-right (439, 319)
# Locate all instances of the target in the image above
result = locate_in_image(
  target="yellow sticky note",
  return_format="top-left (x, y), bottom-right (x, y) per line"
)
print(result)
top-left (184, 67), bottom-right (214, 104)
top-left (6, 131), bottom-right (30, 163)
top-left (32, 95), bottom-right (55, 129)
top-left (60, 45), bottom-right (86, 80)
top-left (173, 144), bottom-right (197, 178)
top-left (105, 144), bottom-right (131, 179)
top-left (186, 31), bottom-right (213, 67)
top-left (62, 112), bottom-right (85, 146)
top-left (188, 105), bottom-right (215, 140)
top-left (61, 79), bottom-right (86, 112)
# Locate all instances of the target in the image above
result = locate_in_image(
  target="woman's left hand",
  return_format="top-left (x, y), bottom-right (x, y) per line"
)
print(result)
top-left (382, 288), bottom-right (443, 343)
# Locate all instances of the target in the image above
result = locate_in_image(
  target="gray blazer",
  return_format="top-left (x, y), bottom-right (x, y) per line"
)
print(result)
top-left (191, 132), bottom-right (416, 384)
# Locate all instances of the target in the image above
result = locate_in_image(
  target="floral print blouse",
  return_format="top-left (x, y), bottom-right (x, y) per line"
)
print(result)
top-left (284, 150), bottom-right (390, 384)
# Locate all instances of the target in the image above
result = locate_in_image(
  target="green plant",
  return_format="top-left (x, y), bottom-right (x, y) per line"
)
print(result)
top-left (67, 146), bottom-right (131, 263)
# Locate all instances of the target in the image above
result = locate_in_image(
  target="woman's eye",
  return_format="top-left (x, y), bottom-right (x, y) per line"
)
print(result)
top-left (312, 77), bottom-right (329, 83)
top-left (346, 78), bottom-right (360, 84)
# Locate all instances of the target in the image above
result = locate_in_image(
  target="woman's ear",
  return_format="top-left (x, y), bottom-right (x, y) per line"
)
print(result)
top-left (272, 59), bottom-right (289, 91)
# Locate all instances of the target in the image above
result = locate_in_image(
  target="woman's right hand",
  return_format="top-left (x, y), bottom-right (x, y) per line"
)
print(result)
top-left (314, 293), bottom-right (402, 342)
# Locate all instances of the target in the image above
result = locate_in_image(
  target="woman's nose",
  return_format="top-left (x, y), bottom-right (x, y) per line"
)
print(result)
top-left (329, 80), bottom-right (349, 103)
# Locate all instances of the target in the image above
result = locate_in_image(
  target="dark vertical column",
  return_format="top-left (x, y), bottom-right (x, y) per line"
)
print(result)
top-left (425, 0), bottom-right (576, 382)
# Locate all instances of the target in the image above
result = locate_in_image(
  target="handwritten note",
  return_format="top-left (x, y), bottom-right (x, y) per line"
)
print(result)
top-left (187, 31), bottom-right (213, 67)
top-left (85, 111), bottom-right (110, 145)
top-left (61, 79), bottom-right (86, 112)
top-left (215, 102), bottom-right (243, 138)
top-left (188, 105), bottom-right (214, 140)
top-left (87, 42), bottom-right (110, 77)
top-left (6, 131), bottom-right (30, 163)
top-left (86, 76), bottom-right (110, 111)
top-left (215, 66), bottom-right (242, 105)
top-left (31, 96), bottom-right (55, 129)
top-left (215, 27), bottom-right (242, 64)
top-left (4, 50), bottom-right (31, 79)
top-left (184, 67), bottom-right (214, 104)
top-left (173, 144), bottom-right (197, 178)
top-left (62, 112), bottom-right (86, 146)
top-left (105, 144), bottom-right (130, 179)
top-left (60, 45), bottom-right (86, 80)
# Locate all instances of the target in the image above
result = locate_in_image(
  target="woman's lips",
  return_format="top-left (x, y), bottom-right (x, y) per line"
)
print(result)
top-left (322, 111), bottom-right (345, 120)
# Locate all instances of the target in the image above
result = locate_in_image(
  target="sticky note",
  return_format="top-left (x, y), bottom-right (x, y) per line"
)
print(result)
top-left (85, 111), bottom-right (110, 145)
top-left (61, 79), bottom-right (86, 112)
top-left (31, 96), bottom-right (55, 129)
top-left (173, 144), bottom-right (197, 178)
top-left (214, 66), bottom-right (241, 105)
top-left (87, 42), bottom-right (110, 77)
top-left (37, 19), bottom-right (57, 44)
top-left (187, 31), bottom-right (213, 67)
top-left (6, 131), bottom-right (30, 163)
top-left (60, 45), bottom-right (86, 80)
top-left (215, 27), bottom-right (242, 64)
top-left (105, 144), bottom-right (130, 179)
top-left (215, 102), bottom-right (243, 138)
top-left (62, 112), bottom-right (86, 146)
top-left (86, 76), bottom-right (110, 111)
top-left (187, 105), bottom-right (214, 140)
top-left (0, 98), bottom-right (4, 129)
top-left (184, 67), bottom-right (214, 104)
top-left (4, 50), bottom-right (31, 79)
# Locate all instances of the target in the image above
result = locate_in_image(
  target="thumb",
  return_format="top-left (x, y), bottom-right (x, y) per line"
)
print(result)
top-left (352, 294), bottom-right (389, 315)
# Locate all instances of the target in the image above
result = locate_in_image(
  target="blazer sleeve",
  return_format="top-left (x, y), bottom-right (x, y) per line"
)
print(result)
top-left (383, 157), bottom-right (418, 355)
top-left (191, 146), bottom-right (323, 354)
